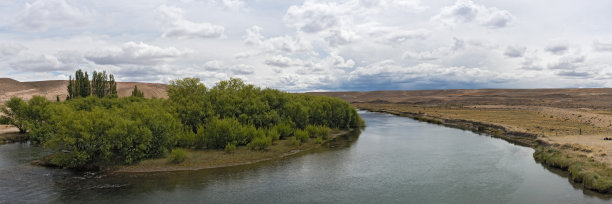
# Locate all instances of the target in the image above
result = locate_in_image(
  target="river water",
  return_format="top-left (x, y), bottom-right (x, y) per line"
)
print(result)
top-left (1, 111), bottom-right (611, 203)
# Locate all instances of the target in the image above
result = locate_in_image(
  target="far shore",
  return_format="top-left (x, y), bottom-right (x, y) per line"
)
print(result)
top-left (354, 103), bottom-right (612, 194)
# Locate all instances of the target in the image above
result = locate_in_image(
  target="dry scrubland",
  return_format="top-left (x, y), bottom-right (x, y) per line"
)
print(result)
top-left (311, 89), bottom-right (612, 193)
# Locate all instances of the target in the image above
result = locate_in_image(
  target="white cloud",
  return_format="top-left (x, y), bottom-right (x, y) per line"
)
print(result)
top-left (504, 46), bottom-right (526, 58)
top-left (264, 55), bottom-right (300, 67)
top-left (284, 1), bottom-right (346, 33)
top-left (545, 41), bottom-right (570, 55)
top-left (325, 29), bottom-right (358, 47)
top-left (85, 41), bottom-right (188, 65)
top-left (13, 0), bottom-right (90, 32)
top-left (243, 26), bottom-right (309, 54)
top-left (157, 5), bottom-right (225, 39)
top-left (203, 60), bottom-right (225, 71)
top-left (230, 64), bottom-right (254, 75)
top-left (432, 0), bottom-right (515, 29)
top-left (371, 28), bottom-right (430, 45)
top-left (221, 0), bottom-right (245, 11)
top-left (593, 40), bottom-right (612, 52)
top-left (402, 37), bottom-right (465, 61)
top-left (9, 54), bottom-right (72, 72)
top-left (547, 55), bottom-right (585, 70)
top-left (0, 42), bottom-right (26, 57)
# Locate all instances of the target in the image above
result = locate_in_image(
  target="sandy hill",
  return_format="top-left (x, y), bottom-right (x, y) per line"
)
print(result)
top-left (309, 88), bottom-right (612, 109)
top-left (0, 78), bottom-right (167, 103)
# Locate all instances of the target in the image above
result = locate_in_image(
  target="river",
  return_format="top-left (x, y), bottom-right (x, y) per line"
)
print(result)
top-left (1, 111), bottom-right (611, 203)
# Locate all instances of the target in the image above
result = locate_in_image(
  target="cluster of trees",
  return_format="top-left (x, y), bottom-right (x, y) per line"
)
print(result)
top-left (0, 76), bottom-right (364, 169)
top-left (67, 69), bottom-right (117, 100)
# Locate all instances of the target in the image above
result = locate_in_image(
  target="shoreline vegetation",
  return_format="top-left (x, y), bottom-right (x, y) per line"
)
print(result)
top-left (0, 70), bottom-right (364, 173)
top-left (354, 103), bottom-right (612, 194)
top-left (112, 129), bottom-right (353, 173)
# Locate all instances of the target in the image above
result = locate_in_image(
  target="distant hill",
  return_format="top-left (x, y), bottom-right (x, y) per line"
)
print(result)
top-left (0, 78), bottom-right (168, 103)
top-left (308, 88), bottom-right (612, 109)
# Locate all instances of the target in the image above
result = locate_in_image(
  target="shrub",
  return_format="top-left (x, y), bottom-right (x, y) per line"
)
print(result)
top-left (273, 122), bottom-right (294, 138)
top-left (314, 136), bottom-right (323, 144)
top-left (290, 136), bottom-right (300, 146)
top-left (305, 125), bottom-right (330, 139)
top-left (295, 130), bottom-right (309, 143)
top-left (169, 148), bottom-right (187, 164)
top-left (225, 143), bottom-right (236, 153)
top-left (247, 136), bottom-right (272, 150)
top-left (176, 128), bottom-right (196, 147)
top-left (267, 129), bottom-right (280, 142)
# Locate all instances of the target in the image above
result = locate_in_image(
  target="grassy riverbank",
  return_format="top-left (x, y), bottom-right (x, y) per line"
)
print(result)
top-left (112, 129), bottom-right (351, 173)
top-left (354, 103), bottom-right (612, 193)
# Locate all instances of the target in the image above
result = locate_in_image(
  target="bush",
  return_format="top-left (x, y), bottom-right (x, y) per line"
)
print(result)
top-left (169, 148), bottom-right (187, 164)
top-left (267, 129), bottom-right (280, 142)
top-left (225, 143), bottom-right (236, 153)
top-left (305, 125), bottom-right (330, 139)
top-left (247, 136), bottom-right (272, 150)
top-left (290, 136), bottom-right (300, 146)
top-left (273, 122), bottom-right (294, 138)
top-left (176, 129), bottom-right (196, 147)
top-left (295, 130), bottom-right (309, 143)
top-left (314, 136), bottom-right (323, 144)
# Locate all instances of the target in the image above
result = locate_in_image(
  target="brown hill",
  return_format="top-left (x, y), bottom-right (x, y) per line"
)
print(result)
top-left (0, 78), bottom-right (167, 103)
top-left (309, 88), bottom-right (612, 109)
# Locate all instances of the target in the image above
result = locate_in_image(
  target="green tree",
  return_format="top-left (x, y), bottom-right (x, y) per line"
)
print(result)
top-left (0, 97), bottom-right (28, 133)
top-left (131, 86), bottom-right (144, 97)
top-left (67, 69), bottom-right (90, 99)
top-left (168, 78), bottom-right (211, 133)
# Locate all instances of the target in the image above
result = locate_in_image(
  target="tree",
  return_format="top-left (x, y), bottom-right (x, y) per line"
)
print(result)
top-left (168, 78), bottom-right (211, 133)
top-left (108, 74), bottom-right (117, 97)
top-left (0, 97), bottom-right (28, 133)
top-left (131, 86), bottom-right (144, 98)
top-left (90, 70), bottom-right (118, 98)
top-left (67, 69), bottom-right (90, 99)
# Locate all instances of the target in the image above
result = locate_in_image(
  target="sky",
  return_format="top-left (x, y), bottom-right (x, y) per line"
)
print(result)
top-left (1, 0), bottom-right (612, 91)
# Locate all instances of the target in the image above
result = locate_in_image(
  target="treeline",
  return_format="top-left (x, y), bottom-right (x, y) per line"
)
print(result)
top-left (0, 77), bottom-right (364, 169)
top-left (67, 69), bottom-right (117, 99)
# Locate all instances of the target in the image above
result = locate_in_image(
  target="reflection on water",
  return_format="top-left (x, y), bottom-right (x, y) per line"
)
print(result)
top-left (0, 111), bottom-right (611, 203)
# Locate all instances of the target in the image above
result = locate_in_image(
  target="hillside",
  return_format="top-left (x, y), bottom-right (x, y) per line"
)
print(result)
top-left (309, 88), bottom-right (612, 109)
top-left (0, 78), bottom-right (168, 103)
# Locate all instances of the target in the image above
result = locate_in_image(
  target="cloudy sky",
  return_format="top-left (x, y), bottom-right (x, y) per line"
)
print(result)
top-left (1, 0), bottom-right (612, 91)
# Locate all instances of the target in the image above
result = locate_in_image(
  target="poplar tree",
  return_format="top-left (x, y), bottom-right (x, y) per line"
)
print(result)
top-left (131, 86), bottom-right (144, 98)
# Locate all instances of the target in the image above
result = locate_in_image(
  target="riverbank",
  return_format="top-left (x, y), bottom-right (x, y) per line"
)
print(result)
top-left (111, 129), bottom-right (353, 173)
top-left (0, 125), bottom-right (27, 144)
top-left (354, 103), bottom-right (612, 193)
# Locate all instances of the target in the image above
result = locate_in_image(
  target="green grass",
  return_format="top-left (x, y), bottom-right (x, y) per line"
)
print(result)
top-left (534, 146), bottom-right (612, 193)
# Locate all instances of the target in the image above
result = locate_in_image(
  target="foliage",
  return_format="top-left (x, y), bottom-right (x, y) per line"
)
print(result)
top-left (91, 70), bottom-right (118, 98)
top-left (294, 130), bottom-right (309, 143)
top-left (131, 85), bottom-right (144, 98)
top-left (247, 136), bottom-right (272, 150)
top-left (168, 78), bottom-right (211, 133)
top-left (305, 125), bottom-right (330, 139)
top-left (0, 97), bottom-right (28, 133)
top-left (272, 122), bottom-right (294, 139)
top-left (68, 69), bottom-right (117, 100)
top-left (225, 142), bottom-right (236, 153)
top-left (169, 148), bottom-right (187, 164)
top-left (67, 69), bottom-right (90, 99)
top-left (33, 97), bottom-right (181, 168)
top-left (314, 136), bottom-right (323, 144)
top-left (13, 76), bottom-right (364, 169)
